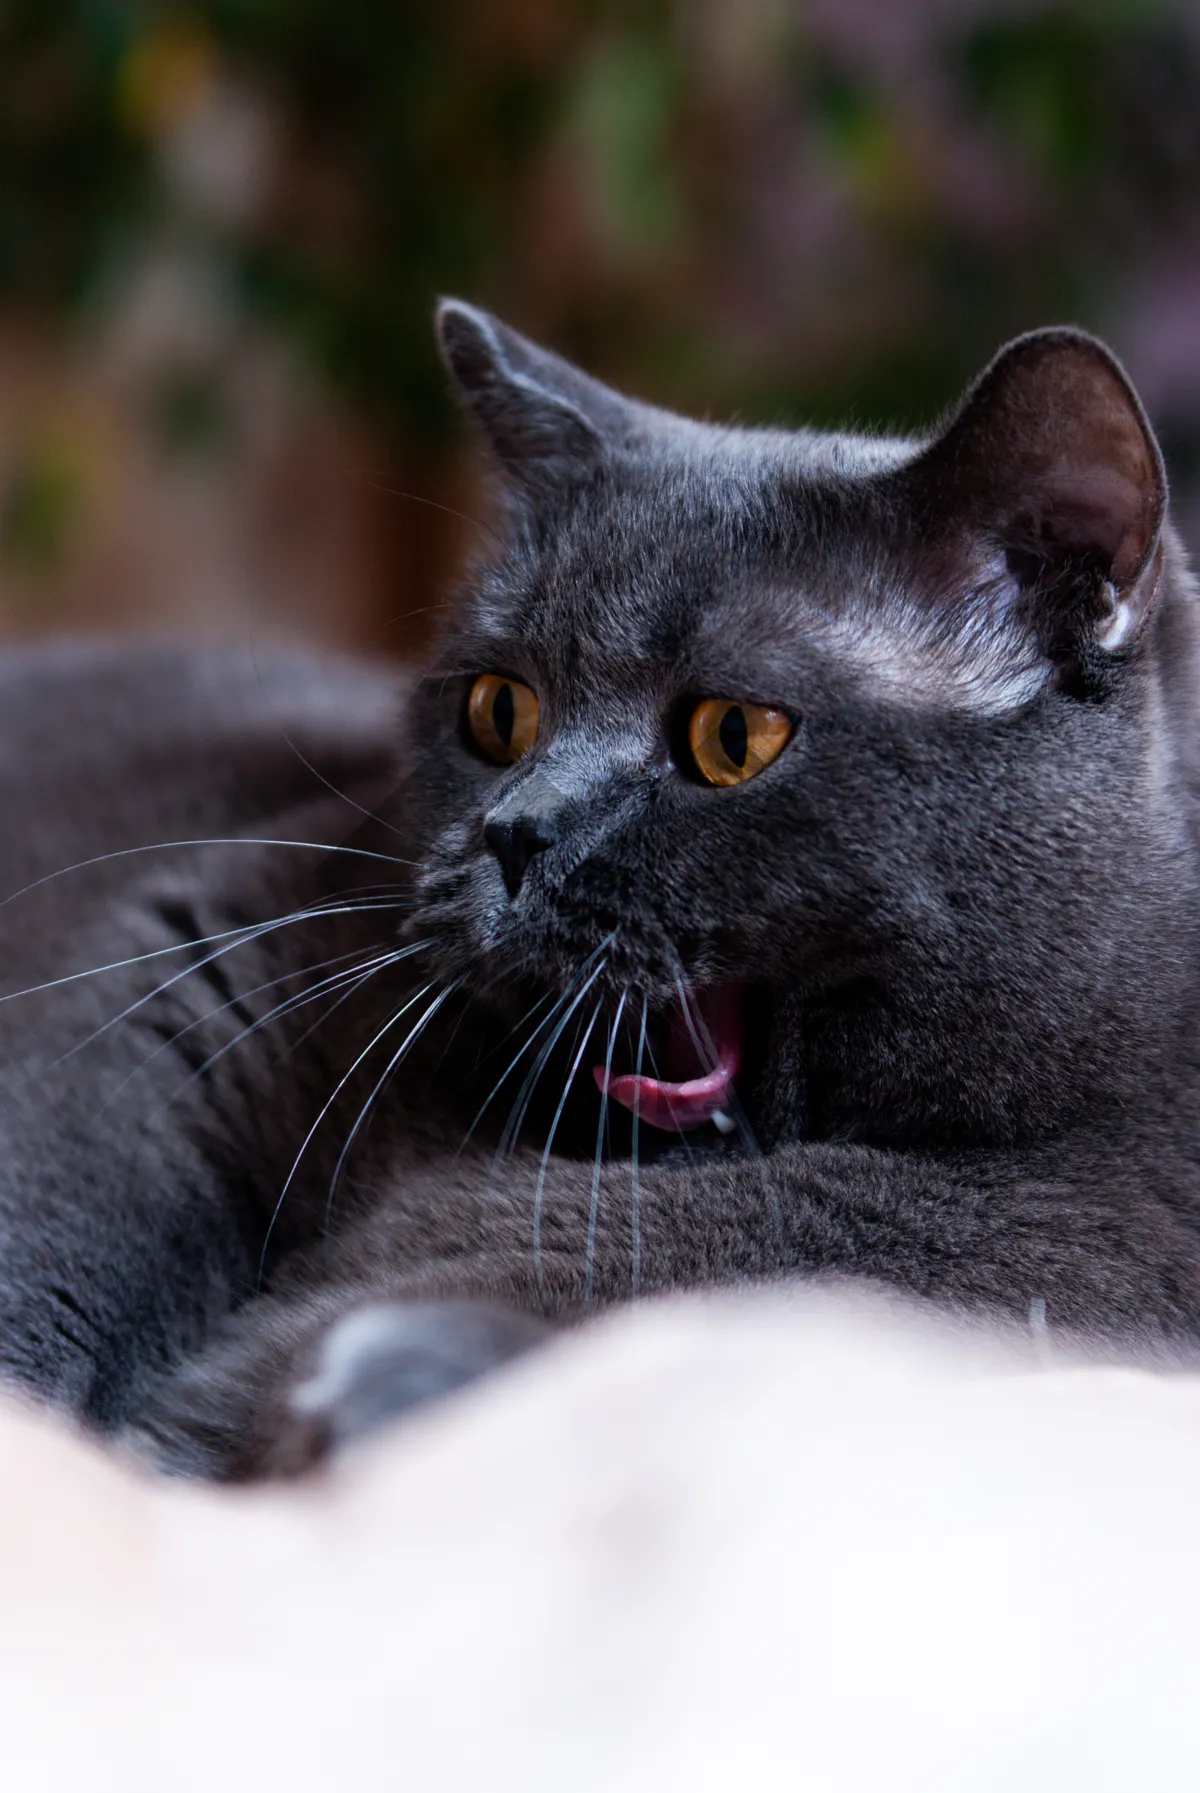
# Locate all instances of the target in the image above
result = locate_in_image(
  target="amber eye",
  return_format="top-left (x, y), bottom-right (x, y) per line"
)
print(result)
top-left (688, 698), bottom-right (793, 787)
top-left (466, 674), bottom-right (540, 765)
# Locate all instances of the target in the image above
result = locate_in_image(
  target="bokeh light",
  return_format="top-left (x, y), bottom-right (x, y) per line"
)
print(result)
top-left (2, 0), bottom-right (1198, 654)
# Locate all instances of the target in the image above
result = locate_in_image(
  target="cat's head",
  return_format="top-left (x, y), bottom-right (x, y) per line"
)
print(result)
top-left (398, 300), bottom-right (1191, 1152)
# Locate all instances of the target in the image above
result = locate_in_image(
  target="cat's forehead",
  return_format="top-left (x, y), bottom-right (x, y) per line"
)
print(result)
top-left (459, 433), bottom-right (1043, 719)
top-left (505, 433), bottom-right (909, 644)
top-left (441, 306), bottom-right (1167, 719)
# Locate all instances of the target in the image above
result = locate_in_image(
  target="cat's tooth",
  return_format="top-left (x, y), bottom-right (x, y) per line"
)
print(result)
top-left (712, 1109), bottom-right (736, 1135)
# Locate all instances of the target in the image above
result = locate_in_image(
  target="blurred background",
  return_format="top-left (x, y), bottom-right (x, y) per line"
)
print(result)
top-left (2, 0), bottom-right (1199, 660)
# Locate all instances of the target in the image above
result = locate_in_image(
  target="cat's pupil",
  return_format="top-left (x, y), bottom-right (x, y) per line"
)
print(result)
top-left (493, 682), bottom-right (515, 748)
top-left (719, 704), bottom-right (748, 769)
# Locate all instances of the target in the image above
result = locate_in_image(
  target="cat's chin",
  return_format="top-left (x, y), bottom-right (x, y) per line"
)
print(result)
top-left (593, 986), bottom-right (744, 1135)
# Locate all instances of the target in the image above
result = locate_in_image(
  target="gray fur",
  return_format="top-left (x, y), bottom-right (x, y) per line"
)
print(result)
top-left (1, 304), bottom-right (1198, 1478)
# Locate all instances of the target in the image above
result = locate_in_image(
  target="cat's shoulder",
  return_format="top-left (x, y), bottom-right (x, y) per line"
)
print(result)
top-left (0, 636), bottom-right (406, 756)
top-left (0, 638), bottom-right (409, 890)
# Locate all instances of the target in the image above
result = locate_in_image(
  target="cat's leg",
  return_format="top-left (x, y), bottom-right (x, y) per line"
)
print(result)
top-left (134, 1135), bottom-right (1200, 1480)
top-left (131, 1281), bottom-right (550, 1480)
top-left (321, 1136), bottom-right (1200, 1339)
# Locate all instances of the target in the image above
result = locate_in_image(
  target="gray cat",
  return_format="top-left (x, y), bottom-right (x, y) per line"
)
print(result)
top-left (1, 300), bottom-right (1198, 1477)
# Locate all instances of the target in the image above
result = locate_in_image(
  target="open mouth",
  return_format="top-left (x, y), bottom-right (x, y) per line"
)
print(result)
top-left (592, 985), bottom-right (743, 1134)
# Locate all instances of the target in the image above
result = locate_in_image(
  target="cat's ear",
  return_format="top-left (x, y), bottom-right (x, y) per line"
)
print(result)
top-left (917, 328), bottom-right (1166, 652)
top-left (436, 299), bottom-right (640, 501)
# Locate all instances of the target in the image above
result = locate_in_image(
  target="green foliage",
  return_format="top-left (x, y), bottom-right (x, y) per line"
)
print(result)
top-left (1, 434), bottom-right (85, 569)
top-left (2, 0), bottom-right (1199, 443)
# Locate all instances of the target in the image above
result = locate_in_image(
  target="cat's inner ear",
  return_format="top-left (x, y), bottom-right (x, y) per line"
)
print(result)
top-left (436, 299), bottom-right (641, 500)
top-left (917, 329), bottom-right (1167, 652)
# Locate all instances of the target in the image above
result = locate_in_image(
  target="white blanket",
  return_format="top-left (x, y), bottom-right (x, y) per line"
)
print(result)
top-left (1, 1289), bottom-right (1198, 1790)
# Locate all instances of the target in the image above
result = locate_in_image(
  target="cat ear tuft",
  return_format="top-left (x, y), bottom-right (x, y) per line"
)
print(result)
top-left (436, 299), bottom-right (638, 501)
top-left (920, 328), bottom-right (1167, 652)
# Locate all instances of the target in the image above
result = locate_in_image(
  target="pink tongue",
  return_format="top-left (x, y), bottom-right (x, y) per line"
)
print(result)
top-left (593, 987), bottom-right (742, 1133)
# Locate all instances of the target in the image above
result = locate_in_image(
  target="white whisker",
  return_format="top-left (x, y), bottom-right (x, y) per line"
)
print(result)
top-left (0, 835), bottom-right (424, 916)
top-left (323, 981), bottom-right (458, 1233)
top-left (138, 942), bottom-right (433, 1118)
top-left (283, 953), bottom-right (409, 1063)
top-left (631, 993), bottom-right (648, 1298)
top-left (641, 1023), bottom-right (699, 1170)
top-left (247, 639), bottom-right (415, 846)
top-left (495, 951), bottom-right (609, 1163)
top-left (532, 995), bottom-right (604, 1308)
top-left (675, 973), bottom-right (784, 1246)
top-left (457, 990), bottom-right (557, 1154)
top-left (674, 972), bottom-right (761, 1158)
top-left (98, 942), bottom-right (388, 1112)
top-left (0, 895), bottom-right (413, 1007)
top-left (24, 900), bottom-right (416, 1086)
top-left (586, 989), bottom-right (626, 1306)
top-left (257, 980), bottom-right (438, 1283)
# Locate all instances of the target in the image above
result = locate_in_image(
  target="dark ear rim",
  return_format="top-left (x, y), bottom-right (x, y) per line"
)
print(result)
top-left (928, 325), bottom-right (1167, 595)
top-left (435, 298), bottom-right (587, 416)
top-left (434, 297), bottom-right (609, 497)
top-left (436, 298), bottom-right (498, 393)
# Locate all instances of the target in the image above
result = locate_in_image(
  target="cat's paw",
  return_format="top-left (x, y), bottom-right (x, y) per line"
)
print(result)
top-left (261, 1299), bottom-right (549, 1477)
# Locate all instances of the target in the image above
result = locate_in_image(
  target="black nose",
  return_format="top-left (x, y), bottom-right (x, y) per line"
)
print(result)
top-left (483, 809), bottom-right (557, 899)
